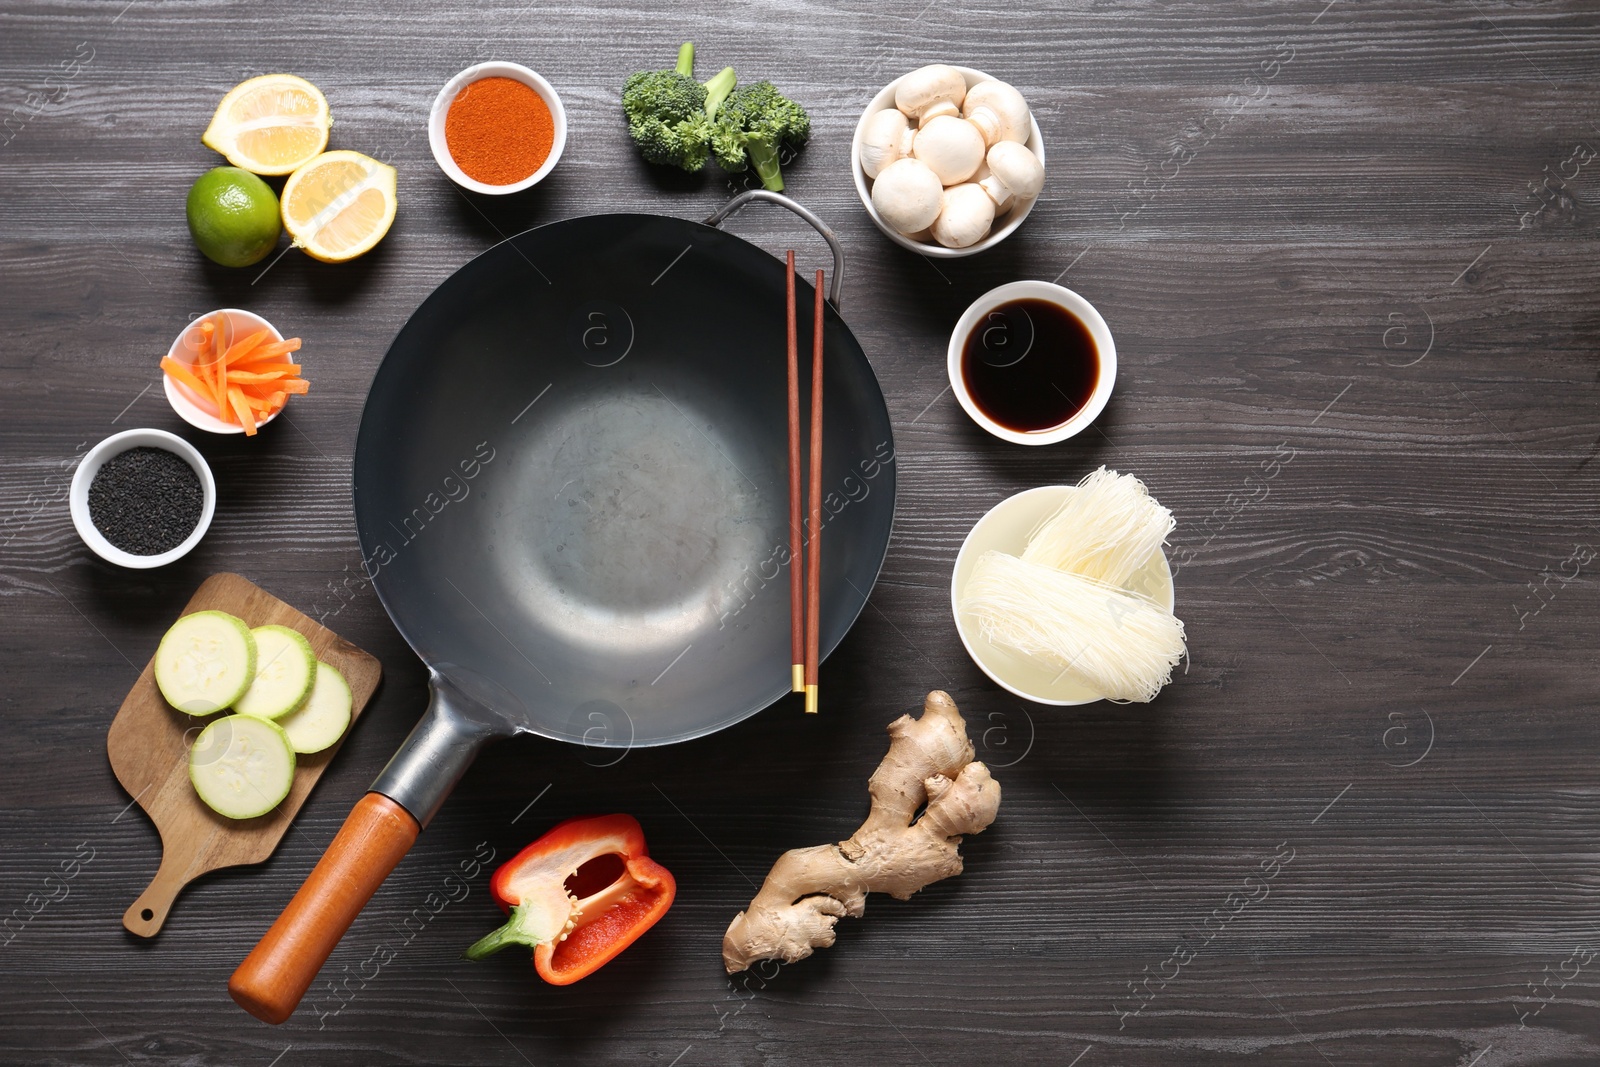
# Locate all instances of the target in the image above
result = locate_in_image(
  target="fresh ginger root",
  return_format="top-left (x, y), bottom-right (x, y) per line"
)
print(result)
top-left (722, 691), bottom-right (1001, 973)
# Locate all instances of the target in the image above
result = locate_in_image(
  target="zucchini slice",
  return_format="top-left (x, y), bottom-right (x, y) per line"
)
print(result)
top-left (153, 610), bottom-right (257, 716)
top-left (233, 624), bottom-right (316, 720)
top-left (188, 714), bottom-right (296, 819)
top-left (276, 661), bottom-right (353, 754)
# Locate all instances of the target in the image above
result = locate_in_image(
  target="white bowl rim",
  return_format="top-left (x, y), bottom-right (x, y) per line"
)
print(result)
top-left (950, 484), bottom-right (1174, 705)
top-left (946, 280), bottom-right (1117, 446)
top-left (428, 61), bottom-right (568, 195)
top-left (163, 308), bottom-right (285, 435)
top-left (69, 427), bottom-right (217, 569)
top-left (851, 64), bottom-right (1045, 258)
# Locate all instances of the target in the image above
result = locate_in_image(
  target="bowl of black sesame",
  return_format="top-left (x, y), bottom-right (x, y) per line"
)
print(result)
top-left (70, 428), bottom-right (215, 568)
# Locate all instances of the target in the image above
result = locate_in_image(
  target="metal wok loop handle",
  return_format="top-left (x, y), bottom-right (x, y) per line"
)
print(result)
top-left (706, 190), bottom-right (845, 307)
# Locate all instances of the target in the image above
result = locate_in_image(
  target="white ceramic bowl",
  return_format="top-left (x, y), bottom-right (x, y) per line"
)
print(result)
top-left (429, 61), bottom-right (567, 195)
top-left (163, 308), bottom-right (284, 435)
top-left (852, 66), bottom-right (1045, 258)
top-left (70, 428), bottom-right (216, 569)
top-left (948, 280), bottom-right (1116, 446)
top-left (951, 485), bottom-right (1174, 705)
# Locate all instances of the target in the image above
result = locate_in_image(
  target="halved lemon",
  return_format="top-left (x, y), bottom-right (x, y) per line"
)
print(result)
top-left (202, 74), bottom-right (331, 176)
top-left (281, 150), bottom-right (397, 263)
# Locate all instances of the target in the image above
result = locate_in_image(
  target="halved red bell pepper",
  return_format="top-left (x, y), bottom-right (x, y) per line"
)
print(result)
top-left (464, 813), bottom-right (675, 985)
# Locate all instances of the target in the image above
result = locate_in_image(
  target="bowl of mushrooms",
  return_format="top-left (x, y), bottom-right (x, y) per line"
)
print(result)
top-left (852, 65), bottom-right (1045, 257)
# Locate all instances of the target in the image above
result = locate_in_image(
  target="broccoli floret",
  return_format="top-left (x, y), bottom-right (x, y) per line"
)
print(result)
top-left (703, 65), bottom-right (737, 121)
top-left (622, 43), bottom-right (712, 171)
top-left (711, 81), bottom-right (811, 192)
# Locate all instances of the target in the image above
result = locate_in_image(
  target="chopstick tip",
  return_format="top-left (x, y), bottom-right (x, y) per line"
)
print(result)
top-left (792, 664), bottom-right (805, 692)
top-left (804, 685), bottom-right (818, 714)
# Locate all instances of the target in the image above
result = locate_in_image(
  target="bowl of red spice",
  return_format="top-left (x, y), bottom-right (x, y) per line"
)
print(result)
top-left (430, 61), bottom-right (566, 194)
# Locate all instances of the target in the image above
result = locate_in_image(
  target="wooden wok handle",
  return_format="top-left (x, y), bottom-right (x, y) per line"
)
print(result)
top-left (229, 792), bottom-right (419, 1024)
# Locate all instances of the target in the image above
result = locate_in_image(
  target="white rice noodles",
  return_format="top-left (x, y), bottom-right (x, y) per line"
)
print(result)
top-left (962, 552), bottom-right (1186, 703)
top-left (1020, 466), bottom-right (1174, 587)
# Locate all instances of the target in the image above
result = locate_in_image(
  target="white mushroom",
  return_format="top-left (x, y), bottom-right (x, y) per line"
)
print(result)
top-left (977, 141), bottom-right (1044, 210)
top-left (911, 115), bottom-right (986, 185)
top-left (962, 79), bottom-right (1031, 145)
top-left (859, 108), bottom-right (915, 180)
top-left (930, 182), bottom-right (995, 248)
top-left (970, 160), bottom-right (1008, 213)
top-left (894, 64), bottom-right (967, 124)
top-left (870, 157), bottom-right (945, 235)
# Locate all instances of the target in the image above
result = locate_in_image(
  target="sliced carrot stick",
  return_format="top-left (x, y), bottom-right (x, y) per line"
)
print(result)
top-left (160, 358), bottom-right (218, 412)
top-left (239, 379), bottom-right (284, 394)
top-left (235, 363), bottom-right (302, 375)
top-left (276, 378), bottom-right (310, 395)
top-left (203, 319), bottom-right (223, 368)
top-left (227, 369), bottom-right (294, 384)
top-left (239, 387), bottom-right (302, 402)
top-left (223, 329), bottom-right (271, 365)
top-left (203, 327), bottom-right (229, 417)
top-left (227, 386), bottom-right (258, 436)
top-left (238, 338), bottom-right (302, 361)
top-left (191, 321), bottom-right (214, 381)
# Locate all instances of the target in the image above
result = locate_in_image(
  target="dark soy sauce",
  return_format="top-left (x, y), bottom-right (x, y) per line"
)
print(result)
top-left (960, 298), bottom-right (1099, 433)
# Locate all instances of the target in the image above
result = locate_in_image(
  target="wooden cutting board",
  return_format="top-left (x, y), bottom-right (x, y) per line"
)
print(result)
top-left (107, 572), bottom-right (382, 937)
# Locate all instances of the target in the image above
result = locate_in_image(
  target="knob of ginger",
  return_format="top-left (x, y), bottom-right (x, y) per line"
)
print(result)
top-left (722, 691), bottom-right (1001, 973)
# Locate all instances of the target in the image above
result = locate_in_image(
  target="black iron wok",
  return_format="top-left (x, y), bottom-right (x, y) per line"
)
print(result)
top-left (230, 192), bottom-right (895, 1022)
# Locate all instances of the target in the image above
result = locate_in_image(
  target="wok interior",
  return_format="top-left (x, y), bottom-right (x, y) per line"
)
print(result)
top-left (354, 214), bottom-right (895, 746)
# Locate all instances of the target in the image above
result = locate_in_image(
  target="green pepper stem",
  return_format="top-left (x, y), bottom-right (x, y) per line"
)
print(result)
top-left (463, 902), bottom-right (543, 961)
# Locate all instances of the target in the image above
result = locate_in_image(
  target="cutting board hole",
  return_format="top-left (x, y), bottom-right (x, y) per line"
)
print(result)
top-left (140, 908), bottom-right (154, 921)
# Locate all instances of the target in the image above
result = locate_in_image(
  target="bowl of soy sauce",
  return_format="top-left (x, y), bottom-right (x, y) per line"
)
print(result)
top-left (947, 281), bottom-right (1116, 445)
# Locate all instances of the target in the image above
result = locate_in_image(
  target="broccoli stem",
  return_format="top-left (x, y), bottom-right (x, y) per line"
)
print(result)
top-left (745, 136), bottom-right (784, 192)
top-left (703, 66), bottom-right (736, 120)
top-left (675, 42), bottom-right (694, 77)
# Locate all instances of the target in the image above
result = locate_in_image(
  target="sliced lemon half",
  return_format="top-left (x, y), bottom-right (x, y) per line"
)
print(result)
top-left (202, 74), bottom-right (331, 176)
top-left (281, 150), bottom-right (397, 263)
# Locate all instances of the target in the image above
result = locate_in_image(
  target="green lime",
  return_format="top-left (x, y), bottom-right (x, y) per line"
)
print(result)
top-left (186, 166), bottom-right (281, 267)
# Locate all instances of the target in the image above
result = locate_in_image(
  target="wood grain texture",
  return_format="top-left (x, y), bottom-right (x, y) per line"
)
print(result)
top-left (2, 0), bottom-right (1599, 1064)
top-left (105, 571), bottom-right (381, 937)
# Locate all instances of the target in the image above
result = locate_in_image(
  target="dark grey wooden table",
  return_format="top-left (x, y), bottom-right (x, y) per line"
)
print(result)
top-left (5, 1), bottom-right (1600, 1064)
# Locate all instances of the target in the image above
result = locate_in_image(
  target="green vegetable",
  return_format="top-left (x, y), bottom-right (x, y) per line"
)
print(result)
top-left (154, 611), bottom-right (257, 716)
top-left (711, 80), bottom-right (811, 192)
top-left (189, 714), bottom-right (295, 819)
top-left (232, 624), bottom-right (316, 720)
top-left (703, 65), bottom-right (737, 121)
top-left (275, 661), bottom-right (352, 754)
top-left (622, 42), bottom-right (737, 173)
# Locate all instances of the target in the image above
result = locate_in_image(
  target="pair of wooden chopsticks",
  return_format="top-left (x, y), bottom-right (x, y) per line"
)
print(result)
top-left (786, 250), bottom-right (824, 714)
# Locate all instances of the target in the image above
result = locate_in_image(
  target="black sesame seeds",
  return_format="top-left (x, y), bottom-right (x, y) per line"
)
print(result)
top-left (88, 447), bottom-right (203, 555)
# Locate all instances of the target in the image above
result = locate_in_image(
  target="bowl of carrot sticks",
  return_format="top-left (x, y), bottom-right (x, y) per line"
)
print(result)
top-left (160, 309), bottom-right (308, 436)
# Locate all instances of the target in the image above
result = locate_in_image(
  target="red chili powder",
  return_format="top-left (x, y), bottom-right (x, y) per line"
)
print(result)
top-left (445, 76), bottom-right (555, 186)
